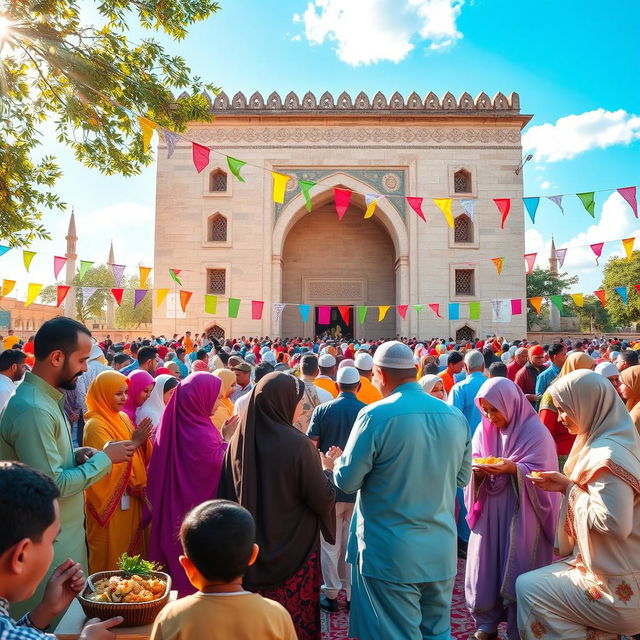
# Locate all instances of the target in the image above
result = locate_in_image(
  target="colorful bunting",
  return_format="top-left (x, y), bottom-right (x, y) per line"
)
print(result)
top-left (53, 256), bottom-right (67, 279)
top-left (510, 299), bottom-right (522, 315)
top-left (205, 295), bottom-right (218, 314)
top-left (162, 129), bottom-right (179, 159)
top-left (0, 246), bottom-right (9, 257)
top-left (590, 242), bottom-right (604, 265)
top-left (493, 198), bottom-right (511, 228)
top-left (594, 290), bottom-right (606, 307)
top-left (227, 156), bottom-right (247, 183)
top-left (299, 304), bottom-right (311, 323)
top-left (491, 257), bottom-right (504, 275)
top-left (81, 287), bottom-right (97, 306)
top-left (577, 192), bottom-right (595, 217)
top-left (523, 197), bottom-right (539, 224)
top-left (192, 143), bottom-right (210, 173)
top-left (570, 293), bottom-right (584, 307)
top-left (548, 195), bottom-right (564, 215)
top-left (618, 186), bottom-right (638, 218)
top-left (555, 247), bottom-right (567, 268)
top-left (251, 300), bottom-right (264, 320)
top-left (111, 288), bottom-right (124, 305)
top-left (550, 295), bottom-right (563, 312)
top-left (299, 179), bottom-right (316, 212)
top-left (469, 301), bottom-right (480, 320)
top-left (25, 283), bottom-right (42, 307)
top-left (228, 297), bottom-right (240, 318)
top-left (180, 290), bottom-right (193, 313)
top-left (397, 304), bottom-right (408, 320)
top-left (378, 306), bottom-right (390, 322)
top-left (428, 303), bottom-right (442, 318)
top-left (635, 285), bottom-right (640, 295)
top-left (169, 269), bottom-right (182, 286)
top-left (156, 289), bottom-right (169, 308)
top-left (433, 198), bottom-right (454, 228)
top-left (1, 280), bottom-right (15, 297)
top-left (134, 289), bottom-right (148, 309)
top-left (56, 285), bottom-right (70, 308)
top-left (272, 172), bottom-right (290, 204)
top-left (364, 194), bottom-right (379, 219)
top-left (272, 303), bottom-right (286, 323)
top-left (614, 286), bottom-right (628, 304)
top-left (79, 260), bottom-right (93, 281)
top-left (139, 266), bottom-right (152, 289)
top-left (460, 200), bottom-right (476, 219)
top-left (334, 188), bottom-right (351, 221)
top-left (407, 197), bottom-right (426, 223)
top-left (111, 264), bottom-right (126, 287)
top-left (338, 306), bottom-right (351, 326)
top-left (622, 237), bottom-right (635, 261)
top-left (138, 116), bottom-right (156, 153)
top-left (23, 250), bottom-right (36, 272)
top-left (529, 297), bottom-right (543, 314)
top-left (357, 306), bottom-right (368, 324)
top-left (318, 306), bottom-right (331, 325)
top-left (448, 303), bottom-right (460, 320)
top-left (524, 253), bottom-right (537, 274)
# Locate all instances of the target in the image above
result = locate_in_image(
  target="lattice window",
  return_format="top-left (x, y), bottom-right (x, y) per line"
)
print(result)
top-left (208, 214), bottom-right (227, 242)
top-left (207, 269), bottom-right (226, 295)
top-left (209, 169), bottom-right (227, 192)
top-left (455, 269), bottom-right (475, 296)
top-left (454, 214), bottom-right (473, 243)
top-left (454, 169), bottom-right (471, 193)
top-left (456, 325), bottom-right (475, 342)
top-left (209, 325), bottom-right (225, 340)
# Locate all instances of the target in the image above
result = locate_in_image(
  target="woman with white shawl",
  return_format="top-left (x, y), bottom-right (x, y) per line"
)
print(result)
top-left (136, 374), bottom-right (178, 439)
top-left (516, 370), bottom-right (640, 639)
top-left (418, 374), bottom-right (448, 401)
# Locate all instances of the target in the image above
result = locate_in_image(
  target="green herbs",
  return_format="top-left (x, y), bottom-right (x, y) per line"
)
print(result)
top-left (117, 553), bottom-right (162, 578)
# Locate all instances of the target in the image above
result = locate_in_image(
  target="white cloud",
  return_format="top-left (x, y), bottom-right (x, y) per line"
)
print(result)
top-left (299, 0), bottom-right (464, 66)
top-left (291, 34), bottom-right (302, 41)
top-left (292, 13), bottom-right (301, 22)
top-left (539, 180), bottom-right (550, 190)
top-left (523, 108), bottom-right (640, 162)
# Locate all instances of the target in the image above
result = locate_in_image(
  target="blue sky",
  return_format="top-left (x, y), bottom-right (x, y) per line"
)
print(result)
top-left (5, 0), bottom-right (640, 298)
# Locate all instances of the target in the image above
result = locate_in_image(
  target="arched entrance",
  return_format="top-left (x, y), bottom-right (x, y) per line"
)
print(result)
top-left (204, 323), bottom-right (225, 340)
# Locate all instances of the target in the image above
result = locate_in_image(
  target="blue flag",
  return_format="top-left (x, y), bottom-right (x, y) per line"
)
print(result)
top-left (448, 303), bottom-right (460, 321)
top-left (614, 286), bottom-right (628, 304)
top-left (523, 197), bottom-right (540, 224)
top-left (299, 304), bottom-right (311, 323)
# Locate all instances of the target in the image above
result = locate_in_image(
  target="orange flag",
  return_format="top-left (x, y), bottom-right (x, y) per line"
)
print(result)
top-left (179, 290), bottom-right (192, 312)
top-left (594, 290), bottom-right (606, 307)
top-left (139, 266), bottom-right (152, 289)
top-left (491, 257), bottom-right (504, 275)
top-left (529, 297), bottom-right (543, 314)
top-left (622, 237), bottom-right (635, 261)
top-left (1, 279), bottom-right (16, 297)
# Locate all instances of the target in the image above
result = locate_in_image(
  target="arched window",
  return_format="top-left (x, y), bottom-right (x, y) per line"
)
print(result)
top-left (454, 169), bottom-right (471, 194)
top-left (454, 214), bottom-right (473, 243)
top-left (207, 325), bottom-right (225, 340)
top-left (207, 269), bottom-right (226, 295)
top-left (209, 169), bottom-right (227, 192)
top-left (455, 269), bottom-right (475, 296)
top-left (26, 319), bottom-right (34, 331)
top-left (208, 213), bottom-right (227, 242)
top-left (456, 325), bottom-right (475, 342)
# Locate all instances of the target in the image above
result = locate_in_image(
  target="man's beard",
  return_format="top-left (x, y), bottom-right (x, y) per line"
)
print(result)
top-left (59, 370), bottom-right (83, 390)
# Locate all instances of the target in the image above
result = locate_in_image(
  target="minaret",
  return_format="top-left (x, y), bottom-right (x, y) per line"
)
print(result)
top-left (106, 242), bottom-right (115, 328)
top-left (64, 210), bottom-right (77, 319)
top-left (549, 236), bottom-right (560, 331)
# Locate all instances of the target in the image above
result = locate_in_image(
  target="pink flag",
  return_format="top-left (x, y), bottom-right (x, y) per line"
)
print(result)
top-left (397, 304), bottom-right (408, 320)
top-left (192, 142), bottom-right (210, 173)
top-left (133, 289), bottom-right (148, 309)
top-left (334, 188), bottom-right (351, 220)
top-left (318, 305), bottom-right (331, 324)
top-left (428, 303), bottom-right (442, 318)
top-left (618, 186), bottom-right (638, 218)
top-left (510, 299), bottom-right (522, 315)
top-left (251, 300), bottom-right (264, 320)
top-left (407, 197), bottom-right (426, 222)
top-left (590, 242), bottom-right (604, 265)
top-left (524, 252), bottom-right (537, 274)
top-left (555, 247), bottom-right (567, 268)
top-left (494, 198), bottom-right (511, 228)
top-left (53, 256), bottom-right (67, 280)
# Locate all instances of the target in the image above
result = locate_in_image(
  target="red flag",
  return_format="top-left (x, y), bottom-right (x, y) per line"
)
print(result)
top-left (179, 290), bottom-right (192, 312)
top-left (337, 305), bottom-right (351, 326)
top-left (407, 197), bottom-right (426, 222)
top-left (524, 253), bottom-right (537, 274)
top-left (56, 285), bottom-right (70, 308)
top-left (494, 198), bottom-right (511, 228)
top-left (590, 242), bottom-right (604, 265)
top-left (594, 290), bottom-right (606, 307)
top-left (635, 284), bottom-right (640, 294)
top-left (618, 186), bottom-right (638, 218)
top-left (397, 304), bottom-right (408, 320)
top-left (428, 303), bottom-right (442, 318)
top-left (192, 143), bottom-right (210, 173)
top-left (334, 188), bottom-right (351, 221)
top-left (251, 300), bottom-right (264, 320)
top-left (111, 288), bottom-right (124, 305)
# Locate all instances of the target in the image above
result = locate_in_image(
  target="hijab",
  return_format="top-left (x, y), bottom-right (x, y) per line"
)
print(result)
top-left (418, 374), bottom-right (448, 401)
top-left (620, 365), bottom-right (640, 410)
top-left (539, 351), bottom-right (594, 413)
top-left (213, 368), bottom-right (236, 398)
top-left (122, 370), bottom-right (155, 425)
top-left (136, 373), bottom-right (174, 431)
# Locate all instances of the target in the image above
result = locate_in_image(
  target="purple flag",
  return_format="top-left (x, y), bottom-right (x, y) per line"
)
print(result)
top-left (555, 247), bottom-right (567, 268)
top-left (460, 199), bottom-right (476, 219)
top-left (81, 287), bottom-right (97, 306)
top-left (134, 289), bottom-right (148, 309)
top-left (272, 303), bottom-right (286, 324)
top-left (163, 129), bottom-right (180, 159)
top-left (548, 195), bottom-right (564, 214)
top-left (111, 263), bottom-right (126, 287)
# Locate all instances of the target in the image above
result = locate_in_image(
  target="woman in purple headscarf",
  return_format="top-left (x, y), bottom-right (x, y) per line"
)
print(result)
top-left (122, 370), bottom-right (155, 426)
top-left (146, 372), bottom-right (238, 595)
top-left (464, 377), bottom-right (560, 640)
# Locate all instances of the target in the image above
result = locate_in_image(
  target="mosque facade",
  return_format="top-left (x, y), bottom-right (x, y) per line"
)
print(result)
top-left (153, 90), bottom-right (530, 340)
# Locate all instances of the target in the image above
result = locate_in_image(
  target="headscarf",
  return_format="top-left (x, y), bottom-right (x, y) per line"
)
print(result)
top-left (594, 361), bottom-right (618, 379)
top-left (212, 368), bottom-right (236, 398)
top-left (136, 373), bottom-right (174, 432)
top-left (539, 352), bottom-right (595, 413)
top-left (122, 370), bottom-right (155, 425)
top-left (218, 372), bottom-right (336, 588)
top-left (620, 365), bottom-right (640, 411)
top-left (438, 353), bottom-right (449, 367)
top-left (418, 374), bottom-right (448, 401)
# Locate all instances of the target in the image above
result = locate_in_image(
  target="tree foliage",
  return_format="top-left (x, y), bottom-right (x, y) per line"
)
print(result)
top-left (115, 276), bottom-right (152, 328)
top-left (0, 0), bottom-right (220, 246)
top-left (571, 295), bottom-right (614, 333)
top-left (525, 267), bottom-right (579, 330)
top-left (599, 250), bottom-right (640, 329)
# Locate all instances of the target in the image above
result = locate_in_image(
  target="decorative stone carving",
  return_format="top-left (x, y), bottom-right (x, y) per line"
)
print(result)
top-left (355, 91), bottom-right (370, 109)
top-left (509, 91), bottom-right (520, 110)
top-left (213, 91), bottom-right (230, 109)
top-left (458, 92), bottom-right (475, 110)
top-left (337, 91), bottom-right (352, 109)
top-left (382, 173), bottom-right (401, 192)
top-left (389, 91), bottom-right (405, 109)
top-left (307, 280), bottom-right (364, 301)
top-left (285, 91), bottom-right (299, 109)
top-left (372, 92), bottom-right (387, 109)
top-left (493, 92), bottom-right (509, 110)
top-left (406, 92), bottom-right (421, 109)
top-left (475, 92), bottom-right (491, 109)
top-left (249, 91), bottom-right (264, 109)
top-left (442, 92), bottom-right (457, 109)
top-left (267, 92), bottom-right (282, 109)
top-left (424, 92), bottom-right (441, 110)
top-left (232, 91), bottom-right (247, 109)
top-left (302, 91), bottom-right (317, 108)
top-left (319, 91), bottom-right (335, 109)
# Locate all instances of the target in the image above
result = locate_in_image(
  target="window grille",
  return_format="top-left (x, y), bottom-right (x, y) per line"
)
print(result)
top-left (454, 214), bottom-right (473, 243)
top-left (456, 326), bottom-right (475, 342)
top-left (208, 215), bottom-right (227, 242)
top-left (455, 269), bottom-right (475, 296)
top-left (207, 269), bottom-right (226, 295)
top-left (454, 170), bottom-right (471, 193)
top-left (209, 170), bottom-right (227, 192)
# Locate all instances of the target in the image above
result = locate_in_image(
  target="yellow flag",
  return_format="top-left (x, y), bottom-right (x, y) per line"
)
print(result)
top-left (364, 199), bottom-right (377, 219)
top-left (138, 116), bottom-right (156, 153)
top-left (622, 237), bottom-right (635, 261)
top-left (1, 279), bottom-right (16, 297)
top-left (139, 266), bottom-right (152, 289)
top-left (23, 250), bottom-right (36, 272)
top-left (529, 297), bottom-right (543, 314)
top-left (156, 288), bottom-right (169, 308)
top-left (433, 198), bottom-right (454, 228)
top-left (571, 293), bottom-right (584, 307)
top-left (25, 283), bottom-right (43, 307)
top-left (378, 305), bottom-right (390, 322)
top-left (271, 172), bottom-right (290, 204)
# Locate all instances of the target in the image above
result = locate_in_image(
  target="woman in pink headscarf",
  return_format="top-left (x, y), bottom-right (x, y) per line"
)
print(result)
top-left (122, 370), bottom-right (155, 426)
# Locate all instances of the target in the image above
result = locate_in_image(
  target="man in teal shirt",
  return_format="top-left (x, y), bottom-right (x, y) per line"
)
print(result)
top-left (0, 317), bottom-right (134, 621)
top-left (334, 341), bottom-right (471, 640)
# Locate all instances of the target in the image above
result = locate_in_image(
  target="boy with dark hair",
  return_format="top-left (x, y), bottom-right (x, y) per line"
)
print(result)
top-left (0, 461), bottom-right (122, 639)
top-left (150, 500), bottom-right (295, 640)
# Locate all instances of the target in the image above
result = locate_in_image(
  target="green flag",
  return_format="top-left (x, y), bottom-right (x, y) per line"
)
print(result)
top-left (299, 179), bottom-right (316, 212)
top-left (79, 260), bottom-right (93, 281)
top-left (228, 297), bottom-right (241, 318)
top-left (357, 306), bottom-right (368, 324)
top-left (226, 156), bottom-right (246, 183)
top-left (205, 294), bottom-right (217, 314)
top-left (169, 269), bottom-right (182, 286)
top-left (577, 192), bottom-right (595, 217)
top-left (550, 295), bottom-right (563, 312)
top-left (469, 301), bottom-right (481, 320)
top-left (414, 304), bottom-right (424, 314)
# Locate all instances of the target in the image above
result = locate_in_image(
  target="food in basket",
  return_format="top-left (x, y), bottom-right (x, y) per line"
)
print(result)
top-left (88, 574), bottom-right (167, 603)
top-left (473, 456), bottom-right (502, 465)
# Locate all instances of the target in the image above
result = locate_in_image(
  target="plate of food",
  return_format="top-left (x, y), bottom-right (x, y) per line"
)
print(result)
top-left (472, 456), bottom-right (504, 466)
top-left (78, 554), bottom-right (171, 626)
top-left (526, 471), bottom-right (544, 480)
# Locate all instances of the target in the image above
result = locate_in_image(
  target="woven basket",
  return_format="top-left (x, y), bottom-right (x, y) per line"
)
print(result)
top-left (78, 570), bottom-right (171, 627)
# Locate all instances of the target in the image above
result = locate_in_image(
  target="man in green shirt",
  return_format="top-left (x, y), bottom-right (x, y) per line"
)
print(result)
top-left (0, 317), bottom-right (134, 621)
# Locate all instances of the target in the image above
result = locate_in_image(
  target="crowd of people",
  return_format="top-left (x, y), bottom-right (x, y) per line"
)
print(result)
top-left (0, 320), bottom-right (639, 640)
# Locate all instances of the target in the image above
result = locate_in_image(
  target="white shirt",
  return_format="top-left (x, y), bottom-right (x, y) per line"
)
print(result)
top-left (233, 392), bottom-right (251, 422)
top-left (0, 374), bottom-right (16, 412)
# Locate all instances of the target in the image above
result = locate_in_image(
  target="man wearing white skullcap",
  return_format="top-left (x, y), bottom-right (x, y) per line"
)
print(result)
top-left (315, 353), bottom-right (338, 399)
top-left (354, 352), bottom-right (382, 405)
top-left (333, 341), bottom-right (471, 640)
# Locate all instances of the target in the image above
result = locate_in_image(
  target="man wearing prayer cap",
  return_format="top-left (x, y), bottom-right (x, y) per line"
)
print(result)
top-left (514, 344), bottom-right (546, 404)
top-left (316, 353), bottom-right (338, 398)
top-left (332, 341), bottom-right (471, 640)
top-left (354, 352), bottom-right (382, 405)
top-left (506, 346), bottom-right (528, 382)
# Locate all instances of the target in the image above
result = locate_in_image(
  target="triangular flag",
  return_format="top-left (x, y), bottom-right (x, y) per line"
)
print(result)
top-left (53, 256), bottom-right (67, 279)
top-left (111, 263), bottom-right (126, 287)
top-left (364, 194), bottom-right (378, 219)
top-left (357, 306), bottom-right (368, 324)
top-left (491, 257), bottom-right (504, 275)
top-left (414, 304), bottom-right (424, 314)
top-left (299, 179), bottom-right (316, 212)
top-left (162, 129), bottom-right (180, 159)
top-left (469, 301), bottom-right (480, 320)
top-left (434, 198), bottom-right (454, 227)
top-left (548, 195), bottom-right (564, 215)
top-left (550, 295), bottom-right (563, 312)
top-left (318, 306), bottom-right (331, 325)
top-left (180, 290), bottom-right (193, 312)
top-left (448, 303), bottom-right (460, 321)
top-left (493, 198), bottom-right (511, 228)
top-left (23, 250), bottom-right (36, 272)
top-left (618, 186), bottom-right (638, 218)
top-left (577, 192), bottom-right (596, 217)
top-left (0, 246), bottom-right (9, 257)
top-left (111, 288), bottom-right (124, 305)
top-left (555, 247), bottom-right (567, 268)
top-left (134, 289), bottom-right (148, 309)
top-left (228, 297), bottom-right (241, 318)
top-left (156, 288), bottom-right (169, 308)
top-left (460, 199), bottom-right (476, 219)
top-left (636, 285), bottom-right (640, 295)
top-left (570, 293), bottom-right (584, 307)
top-left (529, 297), bottom-right (543, 314)
top-left (271, 172), bottom-right (290, 204)
top-left (1, 280), bottom-right (16, 297)
top-left (407, 197), bottom-right (426, 222)
top-left (299, 304), bottom-right (311, 323)
top-left (590, 242), bottom-right (604, 265)
top-left (81, 287), bottom-right (97, 306)
top-left (169, 269), bottom-right (182, 285)
top-left (334, 188), bottom-right (351, 221)
top-left (24, 283), bottom-right (42, 307)
top-left (378, 306), bottom-right (390, 322)
top-left (227, 156), bottom-right (247, 183)
top-left (338, 306), bottom-right (350, 326)
top-left (139, 266), bottom-right (152, 289)
top-left (428, 303), bottom-right (442, 318)
top-left (79, 260), bottom-right (93, 281)
top-left (510, 299), bottom-right (522, 315)
top-left (273, 303), bottom-right (286, 323)
top-left (614, 286), bottom-right (628, 304)
top-left (594, 290), bottom-right (606, 307)
top-left (251, 300), bottom-right (264, 320)
top-left (192, 142), bottom-right (210, 173)
top-left (622, 237), bottom-right (635, 261)
top-left (56, 285), bottom-right (70, 308)
top-left (523, 197), bottom-right (539, 224)
top-left (397, 304), bottom-right (408, 319)
top-left (205, 294), bottom-right (218, 314)
top-left (138, 116), bottom-right (156, 153)
top-left (524, 253), bottom-right (537, 274)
